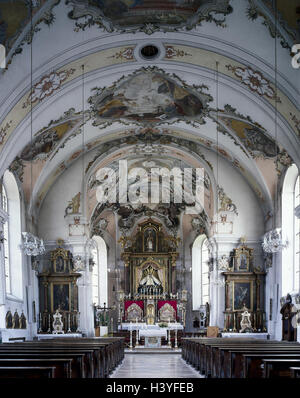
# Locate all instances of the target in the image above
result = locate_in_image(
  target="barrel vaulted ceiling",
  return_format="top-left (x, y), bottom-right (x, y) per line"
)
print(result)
top-left (0, 0), bottom-right (299, 224)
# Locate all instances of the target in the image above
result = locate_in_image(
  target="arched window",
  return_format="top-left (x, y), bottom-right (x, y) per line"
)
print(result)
top-left (91, 236), bottom-right (108, 306)
top-left (192, 234), bottom-right (210, 310)
top-left (1, 170), bottom-right (22, 299)
top-left (282, 164), bottom-right (300, 295)
top-left (1, 183), bottom-right (10, 294)
top-left (295, 175), bottom-right (300, 288)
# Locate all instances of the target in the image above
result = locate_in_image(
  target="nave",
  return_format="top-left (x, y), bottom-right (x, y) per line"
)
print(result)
top-left (110, 353), bottom-right (202, 379)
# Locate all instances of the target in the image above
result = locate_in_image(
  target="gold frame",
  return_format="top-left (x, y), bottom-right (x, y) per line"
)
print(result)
top-left (234, 246), bottom-right (252, 272)
top-left (142, 225), bottom-right (159, 253)
top-left (232, 280), bottom-right (254, 311)
top-left (134, 259), bottom-right (167, 293)
top-left (50, 282), bottom-right (72, 312)
top-left (51, 248), bottom-right (69, 273)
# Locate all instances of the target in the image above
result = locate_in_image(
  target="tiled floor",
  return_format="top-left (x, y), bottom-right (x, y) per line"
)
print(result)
top-left (110, 354), bottom-right (203, 378)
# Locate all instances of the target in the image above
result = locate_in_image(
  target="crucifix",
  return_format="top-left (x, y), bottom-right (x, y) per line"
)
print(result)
top-left (95, 302), bottom-right (114, 329)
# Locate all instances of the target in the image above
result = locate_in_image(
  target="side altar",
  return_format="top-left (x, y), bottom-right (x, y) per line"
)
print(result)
top-left (118, 219), bottom-right (186, 330)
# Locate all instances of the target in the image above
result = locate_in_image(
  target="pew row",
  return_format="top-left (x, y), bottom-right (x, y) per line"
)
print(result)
top-left (0, 337), bottom-right (124, 378)
top-left (182, 337), bottom-right (300, 378)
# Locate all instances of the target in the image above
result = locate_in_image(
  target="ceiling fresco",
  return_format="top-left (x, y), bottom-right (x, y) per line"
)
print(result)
top-left (0, 0), bottom-right (59, 61)
top-left (66, 0), bottom-right (233, 34)
top-left (9, 107), bottom-right (84, 201)
top-left (247, 0), bottom-right (300, 48)
top-left (218, 104), bottom-right (293, 173)
top-left (88, 67), bottom-right (213, 126)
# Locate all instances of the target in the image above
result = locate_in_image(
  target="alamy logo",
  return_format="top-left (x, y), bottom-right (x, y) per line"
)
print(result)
top-left (95, 160), bottom-right (205, 215)
top-left (291, 44), bottom-right (300, 69)
top-left (0, 45), bottom-right (6, 69)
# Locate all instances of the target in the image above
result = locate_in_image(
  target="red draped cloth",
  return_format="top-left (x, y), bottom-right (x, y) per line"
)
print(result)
top-left (124, 300), bottom-right (144, 311)
top-left (157, 300), bottom-right (177, 319)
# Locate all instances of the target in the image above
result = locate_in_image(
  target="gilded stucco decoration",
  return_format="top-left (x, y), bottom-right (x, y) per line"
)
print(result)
top-left (164, 45), bottom-right (192, 59)
top-left (217, 186), bottom-right (238, 215)
top-left (0, 121), bottom-right (12, 145)
top-left (66, 0), bottom-right (233, 34)
top-left (22, 68), bottom-right (76, 109)
top-left (226, 64), bottom-right (281, 103)
top-left (107, 47), bottom-right (135, 61)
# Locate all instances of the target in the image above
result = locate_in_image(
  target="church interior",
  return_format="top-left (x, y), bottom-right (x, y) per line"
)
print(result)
top-left (0, 0), bottom-right (299, 380)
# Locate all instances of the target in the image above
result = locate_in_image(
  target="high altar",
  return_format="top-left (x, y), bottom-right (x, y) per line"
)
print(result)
top-left (119, 219), bottom-right (182, 325)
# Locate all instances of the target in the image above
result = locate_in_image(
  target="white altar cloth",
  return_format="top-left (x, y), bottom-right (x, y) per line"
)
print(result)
top-left (35, 333), bottom-right (82, 340)
top-left (221, 332), bottom-right (269, 339)
top-left (119, 323), bottom-right (183, 331)
top-left (139, 329), bottom-right (167, 338)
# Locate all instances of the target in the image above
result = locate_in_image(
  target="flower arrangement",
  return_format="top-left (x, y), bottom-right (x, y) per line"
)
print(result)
top-left (158, 322), bottom-right (168, 328)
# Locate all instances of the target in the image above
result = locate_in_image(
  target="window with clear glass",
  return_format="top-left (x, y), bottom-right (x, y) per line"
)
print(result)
top-left (91, 236), bottom-right (108, 306)
top-left (201, 239), bottom-right (210, 305)
top-left (2, 170), bottom-right (22, 299)
top-left (282, 164), bottom-right (300, 295)
top-left (192, 234), bottom-right (210, 310)
top-left (1, 184), bottom-right (11, 294)
top-left (295, 175), bottom-right (300, 290)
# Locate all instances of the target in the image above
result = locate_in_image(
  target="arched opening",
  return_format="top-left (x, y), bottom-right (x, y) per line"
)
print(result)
top-left (282, 164), bottom-right (300, 296)
top-left (1, 170), bottom-right (23, 299)
top-left (192, 234), bottom-right (210, 311)
top-left (91, 235), bottom-right (108, 306)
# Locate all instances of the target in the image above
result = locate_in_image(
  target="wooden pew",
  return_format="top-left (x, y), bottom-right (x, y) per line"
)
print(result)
top-left (0, 345), bottom-right (94, 378)
top-left (289, 367), bottom-right (300, 378)
top-left (263, 359), bottom-right (300, 378)
top-left (0, 366), bottom-right (56, 378)
top-left (9, 337), bottom-right (124, 378)
top-left (0, 358), bottom-right (72, 378)
top-left (0, 352), bottom-right (86, 378)
top-left (0, 337), bottom-right (124, 379)
top-left (181, 337), bottom-right (300, 379)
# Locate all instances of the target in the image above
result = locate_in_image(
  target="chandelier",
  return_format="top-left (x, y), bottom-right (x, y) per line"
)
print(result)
top-left (262, 228), bottom-right (288, 253)
top-left (22, 232), bottom-right (45, 256)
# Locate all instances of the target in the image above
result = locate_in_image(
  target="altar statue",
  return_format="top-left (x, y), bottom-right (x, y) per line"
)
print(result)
top-left (138, 265), bottom-right (163, 294)
top-left (146, 229), bottom-right (154, 251)
top-left (240, 305), bottom-right (253, 333)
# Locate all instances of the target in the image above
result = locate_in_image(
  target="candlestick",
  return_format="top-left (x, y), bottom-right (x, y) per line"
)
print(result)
top-left (47, 314), bottom-right (51, 333)
top-left (129, 322), bottom-right (133, 350)
top-left (136, 327), bottom-right (139, 347)
top-left (38, 313), bottom-right (42, 333)
top-left (233, 313), bottom-right (236, 332)
top-left (76, 312), bottom-right (81, 333)
top-left (174, 328), bottom-right (178, 349)
top-left (67, 313), bottom-right (71, 333)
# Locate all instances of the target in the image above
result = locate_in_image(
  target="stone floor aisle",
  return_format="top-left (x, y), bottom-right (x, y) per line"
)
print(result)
top-left (110, 354), bottom-right (203, 378)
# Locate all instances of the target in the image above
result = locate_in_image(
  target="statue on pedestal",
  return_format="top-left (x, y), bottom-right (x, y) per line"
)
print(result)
top-left (240, 305), bottom-right (253, 333)
top-left (52, 309), bottom-right (64, 334)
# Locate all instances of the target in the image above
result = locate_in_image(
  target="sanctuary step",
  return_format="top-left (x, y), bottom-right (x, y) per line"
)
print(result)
top-left (125, 347), bottom-right (181, 354)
